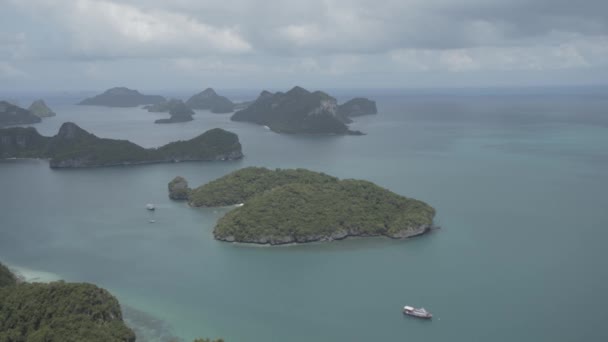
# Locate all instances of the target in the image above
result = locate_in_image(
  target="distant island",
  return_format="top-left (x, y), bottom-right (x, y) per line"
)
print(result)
top-left (172, 167), bottom-right (437, 245)
top-left (0, 101), bottom-right (41, 127)
top-left (0, 122), bottom-right (243, 168)
top-left (78, 87), bottom-right (165, 107)
top-left (186, 88), bottom-right (235, 113)
top-left (337, 97), bottom-right (377, 123)
top-left (28, 99), bottom-right (56, 118)
top-left (154, 100), bottom-right (194, 124)
top-left (230, 86), bottom-right (375, 135)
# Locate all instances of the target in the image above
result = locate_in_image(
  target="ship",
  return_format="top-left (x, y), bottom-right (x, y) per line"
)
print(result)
top-left (403, 306), bottom-right (432, 319)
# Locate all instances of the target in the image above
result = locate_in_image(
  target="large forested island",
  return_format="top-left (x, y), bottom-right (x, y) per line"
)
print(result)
top-left (0, 262), bottom-right (223, 342)
top-left (0, 262), bottom-right (135, 342)
top-left (0, 122), bottom-right (243, 168)
top-left (78, 87), bottom-right (165, 107)
top-left (230, 87), bottom-right (376, 135)
top-left (174, 167), bottom-right (436, 245)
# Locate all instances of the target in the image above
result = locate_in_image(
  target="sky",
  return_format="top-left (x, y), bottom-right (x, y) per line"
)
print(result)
top-left (1, 0), bottom-right (608, 92)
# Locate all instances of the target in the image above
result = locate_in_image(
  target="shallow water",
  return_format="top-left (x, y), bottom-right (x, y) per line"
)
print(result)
top-left (1, 90), bottom-right (608, 341)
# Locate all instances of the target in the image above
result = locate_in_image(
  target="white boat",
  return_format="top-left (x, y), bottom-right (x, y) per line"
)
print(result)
top-left (148, 219), bottom-right (156, 223)
top-left (403, 306), bottom-right (432, 319)
top-left (146, 203), bottom-right (155, 211)
top-left (235, 203), bottom-right (244, 207)
top-left (263, 125), bottom-right (270, 130)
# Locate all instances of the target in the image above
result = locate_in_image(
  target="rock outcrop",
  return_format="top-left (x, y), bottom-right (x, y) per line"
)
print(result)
top-left (78, 87), bottom-right (165, 107)
top-left (168, 176), bottom-right (191, 200)
top-left (28, 99), bottom-right (56, 118)
top-left (185, 88), bottom-right (235, 113)
top-left (0, 101), bottom-right (41, 127)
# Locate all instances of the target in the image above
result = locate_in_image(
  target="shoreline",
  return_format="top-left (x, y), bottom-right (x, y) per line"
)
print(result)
top-left (215, 224), bottom-right (440, 247)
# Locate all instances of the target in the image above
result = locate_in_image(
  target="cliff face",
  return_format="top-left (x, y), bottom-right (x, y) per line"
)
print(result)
top-left (28, 99), bottom-right (56, 117)
top-left (231, 86), bottom-right (362, 135)
top-left (78, 87), bottom-right (165, 107)
top-left (185, 88), bottom-right (235, 113)
top-left (0, 101), bottom-right (42, 127)
top-left (0, 122), bottom-right (244, 168)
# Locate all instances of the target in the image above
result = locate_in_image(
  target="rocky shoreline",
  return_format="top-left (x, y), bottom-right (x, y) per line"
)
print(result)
top-left (49, 150), bottom-right (243, 168)
top-left (214, 224), bottom-right (439, 246)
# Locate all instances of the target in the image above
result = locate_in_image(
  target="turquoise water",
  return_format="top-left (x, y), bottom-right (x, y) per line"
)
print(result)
top-left (1, 91), bottom-right (608, 341)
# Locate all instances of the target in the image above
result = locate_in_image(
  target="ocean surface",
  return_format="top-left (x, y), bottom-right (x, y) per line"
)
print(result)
top-left (1, 88), bottom-right (608, 341)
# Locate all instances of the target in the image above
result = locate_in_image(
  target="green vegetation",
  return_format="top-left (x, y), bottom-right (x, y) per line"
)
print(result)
top-left (0, 281), bottom-right (135, 342)
top-left (188, 167), bottom-right (337, 207)
top-left (0, 101), bottom-right (41, 127)
top-left (0, 262), bottom-right (17, 287)
top-left (168, 176), bottom-right (190, 200)
top-left (0, 122), bottom-right (243, 168)
top-left (186, 167), bottom-right (436, 244)
top-left (231, 86), bottom-right (363, 135)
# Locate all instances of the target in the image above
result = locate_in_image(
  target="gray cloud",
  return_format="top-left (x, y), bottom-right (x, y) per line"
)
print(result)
top-left (0, 0), bottom-right (607, 90)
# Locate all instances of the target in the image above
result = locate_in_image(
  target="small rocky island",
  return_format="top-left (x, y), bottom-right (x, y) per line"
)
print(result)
top-left (168, 176), bottom-right (190, 200)
top-left (0, 261), bottom-right (135, 341)
top-left (171, 167), bottom-right (436, 245)
top-left (0, 101), bottom-right (41, 127)
top-left (78, 87), bottom-right (165, 107)
top-left (0, 122), bottom-right (243, 168)
top-left (28, 99), bottom-right (56, 117)
top-left (154, 100), bottom-right (195, 124)
top-left (230, 86), bottom-right (375, 135)
top-left (186, 88), bottom-right (235, 113)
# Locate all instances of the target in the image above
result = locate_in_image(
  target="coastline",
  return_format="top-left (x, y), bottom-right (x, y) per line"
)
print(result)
top-left (215, 224), bottom-right (439, 246)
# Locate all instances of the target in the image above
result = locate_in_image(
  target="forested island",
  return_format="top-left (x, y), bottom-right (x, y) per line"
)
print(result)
top-left (171, 167), bottom-right (436, 245)
top-left (0, 122), bottom-right (243, 168)
top-left (28, 99), bottom-right (57, 118)
top-left (0, 101), bottom-right (42, 127)
top-left (78, 87), bottom-right (165, 107)
top-left (0, 262), bottom-right (223, 342)
top-left (154, 100), bottom-right (195, 124)
top-left (186, 88), bottom-right (235, 113)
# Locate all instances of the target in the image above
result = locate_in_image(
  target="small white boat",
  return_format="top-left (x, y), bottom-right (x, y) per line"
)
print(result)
top-left (403, 306), bottom-right (432, 319)
top-left (263, 125), bottom-right (270, 130)
top-left (148, 219), bottom-right (156, 223)
top-left (235, 203), bottom-right (244, 207)
top-left (146, 203), bottom-right (155, 211)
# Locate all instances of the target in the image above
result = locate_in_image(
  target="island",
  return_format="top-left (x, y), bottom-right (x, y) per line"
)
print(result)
top-left (154, 100), bottom-right (194, 124)
top-left (230, 87), bottom-right (364, 135)
top-left (143, 98), bottom-right (183, 112)
top-left (186, 88), bottom-right (235, 113)
top-left (78, 87), bottom-right (165, 107)
top-left (0, 263), bottom-right (135, 342)
top-left (176, 167), bottom-right (437, 245)
top-left (0, 122), bottom-right (243, 168)
top-left (0, 101), bottom-right (41, 127)
top-left (168, 176), bottom-right (190, 200)
top-left (28, 99), bottom-right (57, 117)
top-left (337, 97), bottom-right (377, 122)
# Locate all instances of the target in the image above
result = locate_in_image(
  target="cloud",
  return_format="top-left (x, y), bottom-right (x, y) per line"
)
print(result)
top-left (8, 0), bottom-right (251, 59)
top-left (0, 62), bottom-right (28, 79)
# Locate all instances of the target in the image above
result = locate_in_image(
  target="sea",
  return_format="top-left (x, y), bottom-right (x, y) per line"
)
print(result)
top-left (1, 87), bottom-right (607, 341)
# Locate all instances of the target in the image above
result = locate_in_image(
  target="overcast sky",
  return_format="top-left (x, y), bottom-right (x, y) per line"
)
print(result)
top-left (1, 0), bottom-right (608, 92)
